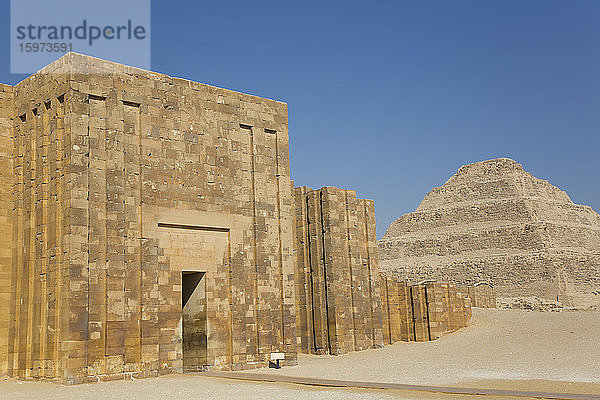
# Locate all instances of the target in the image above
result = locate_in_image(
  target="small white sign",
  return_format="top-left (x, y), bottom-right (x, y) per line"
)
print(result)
top-left (270, 352), bottom-right (285, 361)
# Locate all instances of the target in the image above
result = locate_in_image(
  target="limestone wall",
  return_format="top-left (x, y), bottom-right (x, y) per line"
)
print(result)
top-left (380, 278), bottom-right (471, 343)
top-left (7, 58), bottom-right (72, 382)
top-left (293, 186), bottom-right (383, 355)
top-left (3, 53), bottom-right (297, 383)
top-left (0, 83), bottom-right (14, 376)
top-left (379, 278), bottom-right (413, 343)
top-left (292, 186), bottom-right (473, 353)
top-left (465, 283), bottom-right (496, 308)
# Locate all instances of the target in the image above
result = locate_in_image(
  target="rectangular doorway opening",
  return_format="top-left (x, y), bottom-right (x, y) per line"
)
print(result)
top-left (182, 271), bottom-right (207, 371)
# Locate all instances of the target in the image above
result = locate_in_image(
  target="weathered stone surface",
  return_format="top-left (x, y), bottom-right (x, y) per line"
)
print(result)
top-left (293, 186), bottom-right (384, 355)
top-left (464, 283), bottom-right (496, 308)
top-left (292, 186), bottom-right (472, 352)
top-left (378, 158), bottom-right (600, 308)
top-left (1, 53), bottom-right (297, 383)
top-left (379, 279), bottom-right (471, 343)
top-left (0, 83), bottom-right (14, 377)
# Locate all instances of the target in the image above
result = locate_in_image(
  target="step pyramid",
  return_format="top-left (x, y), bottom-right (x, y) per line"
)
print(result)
top-left (378, 158), bottom-right (600, 308)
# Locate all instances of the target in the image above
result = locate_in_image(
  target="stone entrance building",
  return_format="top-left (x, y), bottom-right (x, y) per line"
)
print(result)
top-left (0, 53), bottom-right (298, 383)
top-left (0, 53), bottom-right (474, 384)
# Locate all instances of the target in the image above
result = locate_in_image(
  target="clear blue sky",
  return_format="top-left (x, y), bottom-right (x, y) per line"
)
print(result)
top-left (2, 0), bottom-right (599, 237)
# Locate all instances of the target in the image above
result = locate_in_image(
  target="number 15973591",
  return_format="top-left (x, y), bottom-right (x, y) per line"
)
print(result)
top-left (19, 42), bottom-right (73, 52)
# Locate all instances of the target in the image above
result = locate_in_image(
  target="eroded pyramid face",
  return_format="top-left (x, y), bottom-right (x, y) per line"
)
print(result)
top-left (378, 158), bottom-right (600, 309)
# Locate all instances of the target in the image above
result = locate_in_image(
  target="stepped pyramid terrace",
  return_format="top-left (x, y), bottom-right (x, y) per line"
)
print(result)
top-left (379, 158), bottom-right (600, 309)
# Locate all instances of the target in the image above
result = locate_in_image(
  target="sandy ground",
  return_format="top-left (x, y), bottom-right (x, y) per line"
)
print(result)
top-left (0, 308), bottom-right (599, 399)
top-left (255, 308), bottom-right (600, 384)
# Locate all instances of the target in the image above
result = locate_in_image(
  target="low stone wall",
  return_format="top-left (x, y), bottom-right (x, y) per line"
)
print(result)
top-left (292, 185), bottom-right (475, 354)
top-left (380, 278), bottom-right (472, 343)
top-left (465, 283), bottom-right (496, 308)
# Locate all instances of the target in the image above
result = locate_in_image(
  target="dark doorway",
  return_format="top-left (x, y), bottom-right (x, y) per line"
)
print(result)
top-left (182, 271), bottom-right (207, 371)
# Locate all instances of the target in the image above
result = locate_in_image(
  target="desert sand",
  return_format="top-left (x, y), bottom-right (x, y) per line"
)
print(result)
top-left (254, 308), bottom-right (600, 384)
top-left (1, 308), bottom-right (599, 399)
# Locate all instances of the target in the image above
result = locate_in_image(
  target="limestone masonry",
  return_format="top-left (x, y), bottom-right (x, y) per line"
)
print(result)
top-left (0, 53), bottom-right (473, 384)
top-left (291, 186), bottom-right (471, 352)
top-left (379, 279), bottom-right (471, 343)
top-left (378, 158), bottom-right (600, 309)
top-left (1, 53), bottom-right (296, 382)
top-left (293, 186), bottom-right (384, 355)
